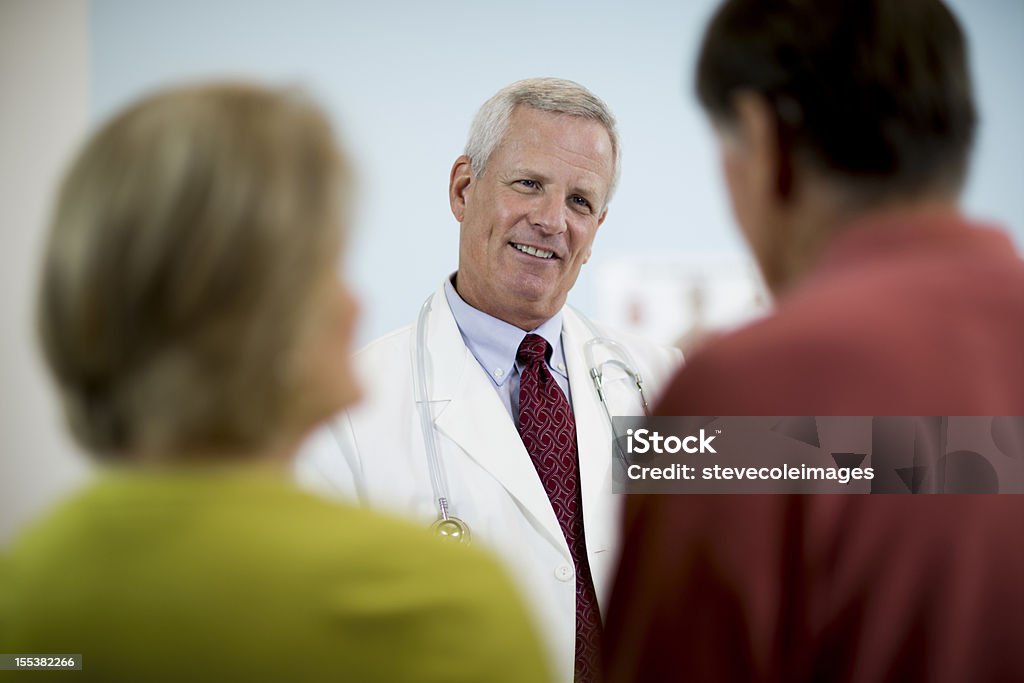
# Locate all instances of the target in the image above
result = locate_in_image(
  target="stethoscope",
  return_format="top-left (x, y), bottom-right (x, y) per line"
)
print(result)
top-left (415, 295), bottom-right (650, 544)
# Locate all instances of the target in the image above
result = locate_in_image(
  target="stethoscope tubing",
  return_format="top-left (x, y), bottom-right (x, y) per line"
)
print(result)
top-left (413, 294), bottom-right (649, 543)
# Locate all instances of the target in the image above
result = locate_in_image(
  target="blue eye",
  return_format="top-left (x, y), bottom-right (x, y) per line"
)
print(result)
top-left (517, 179), bottom-right (538, 189)
top-left (571, 195), bottom-right (592, 210)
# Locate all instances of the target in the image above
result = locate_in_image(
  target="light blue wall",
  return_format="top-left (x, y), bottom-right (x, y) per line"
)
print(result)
top-left (946, 0), bottom-right (1024, 237)
top-left (91, 0), bottom-right (1024, 343)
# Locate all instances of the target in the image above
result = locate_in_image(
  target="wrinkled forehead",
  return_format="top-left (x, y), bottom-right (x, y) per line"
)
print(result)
top-left (497, 108), bottom-right (615, 190)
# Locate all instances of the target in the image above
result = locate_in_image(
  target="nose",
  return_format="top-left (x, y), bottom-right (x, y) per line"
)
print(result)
top-left (529, 192), bottom-right (567, 235)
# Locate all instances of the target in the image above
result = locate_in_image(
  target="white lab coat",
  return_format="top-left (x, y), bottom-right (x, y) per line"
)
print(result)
top-left (296, 283), bottom-right (682, 682)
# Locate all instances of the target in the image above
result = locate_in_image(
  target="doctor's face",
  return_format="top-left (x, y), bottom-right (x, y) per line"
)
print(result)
top-left (449, 107), bottom-right (613, 331)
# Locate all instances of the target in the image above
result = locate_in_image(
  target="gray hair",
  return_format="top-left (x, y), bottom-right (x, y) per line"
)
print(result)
top-left (38, 83), bottom-right (348, 459)
top-left (464, 77), bottom-right (621, 205)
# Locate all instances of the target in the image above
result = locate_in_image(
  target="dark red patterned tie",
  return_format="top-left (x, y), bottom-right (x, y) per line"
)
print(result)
top-left (517, 334), bottom-right (602, 682)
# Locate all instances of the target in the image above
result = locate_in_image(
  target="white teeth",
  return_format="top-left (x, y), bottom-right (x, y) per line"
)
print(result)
top-left (512, 243), bottom-right (555, 259)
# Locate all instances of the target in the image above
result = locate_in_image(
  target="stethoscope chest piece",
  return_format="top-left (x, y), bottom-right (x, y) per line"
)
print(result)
top-left (415, 294), bottom-right (646, 546)
top-left (431, 516), bottom-right (472, 544)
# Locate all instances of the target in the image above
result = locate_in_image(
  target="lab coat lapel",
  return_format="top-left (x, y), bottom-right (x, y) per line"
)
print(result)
top-left (424, 286), bottom-right (568, 556)
top-left (563, 310), bottom-right (616, 555)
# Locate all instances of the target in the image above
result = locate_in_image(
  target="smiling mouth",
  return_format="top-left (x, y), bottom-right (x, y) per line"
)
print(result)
top-left (510, 242), bottom-right (557, 260)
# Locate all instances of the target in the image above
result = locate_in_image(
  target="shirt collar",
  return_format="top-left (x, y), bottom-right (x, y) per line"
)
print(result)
top-left (808, 209), bottom-right (1014, 287)
top-left (443, 275), bottom-right (566, 387)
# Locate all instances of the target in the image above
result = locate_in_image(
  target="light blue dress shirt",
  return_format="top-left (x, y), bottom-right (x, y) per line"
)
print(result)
top-left (444, 277), bottom-right (572, 427)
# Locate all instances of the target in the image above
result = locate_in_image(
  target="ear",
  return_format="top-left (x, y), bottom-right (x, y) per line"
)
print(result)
top-left (449, 155), bottom-right (474, 222)
top-left (581, 207), bottom-right (608, 264)
top-left (732, 91), bottom-right (786, 202)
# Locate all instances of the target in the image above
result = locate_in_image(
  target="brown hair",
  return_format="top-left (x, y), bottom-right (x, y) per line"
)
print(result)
top-left (38, 82), bottom-right (348, 458)
top-left (696, 0), bottom-right (976, 204)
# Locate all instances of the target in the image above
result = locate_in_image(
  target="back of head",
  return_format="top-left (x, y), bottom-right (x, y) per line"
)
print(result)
top-left (38, 83), bottom-right (348, 460)
top-left (696, 0), bottom-right (976, 205)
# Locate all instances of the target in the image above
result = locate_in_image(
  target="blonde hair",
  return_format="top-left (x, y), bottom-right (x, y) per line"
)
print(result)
top-left (464, 77), bottom-right (621, 204)
top-left (38, 82), bottom-right (348, 458)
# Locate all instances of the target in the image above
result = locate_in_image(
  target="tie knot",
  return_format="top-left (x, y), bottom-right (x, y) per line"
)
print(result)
top-left (517, 334), bottom-right (549, 365)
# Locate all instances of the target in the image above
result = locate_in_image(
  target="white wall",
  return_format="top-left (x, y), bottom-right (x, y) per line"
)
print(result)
top-left (88, 0), bottom-right (1024, 344)
top-left (0, 0), bottom-right (93, 544)
top-left (947, 0), bottom-right (1024, 233)
top-left (87, 0), bottom-right (741, 344)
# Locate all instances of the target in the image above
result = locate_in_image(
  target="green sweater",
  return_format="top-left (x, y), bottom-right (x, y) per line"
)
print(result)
top-left (0, 467), bottom-right (552, 682)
